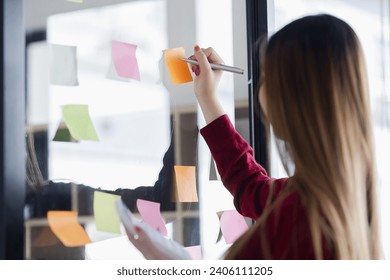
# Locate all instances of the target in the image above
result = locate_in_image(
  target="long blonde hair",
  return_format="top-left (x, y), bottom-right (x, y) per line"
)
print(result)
top-left (226, 14), bottom-right (381, 259)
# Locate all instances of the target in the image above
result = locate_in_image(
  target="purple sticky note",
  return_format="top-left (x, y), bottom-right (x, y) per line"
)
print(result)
top-left (185, 245), bottom-right (202, 260)
top-left (111, 40), bottom-right (141, 80)
top-left (220, 210), bottom-right (249, 244)
top-left (136, 199), bottom-right (168, 236)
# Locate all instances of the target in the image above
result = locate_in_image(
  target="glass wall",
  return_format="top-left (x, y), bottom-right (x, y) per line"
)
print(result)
top-left (25, 0), bottom-right (250, 260)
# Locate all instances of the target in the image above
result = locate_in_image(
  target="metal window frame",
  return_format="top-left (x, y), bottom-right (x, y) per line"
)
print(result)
top-left (0, 0), bottom-right (26, 260)
top-left (246, 0), bottom-right (270, 171)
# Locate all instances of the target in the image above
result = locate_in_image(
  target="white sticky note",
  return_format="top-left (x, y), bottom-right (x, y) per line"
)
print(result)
top-left (49, 44), bottom-right (79, 86)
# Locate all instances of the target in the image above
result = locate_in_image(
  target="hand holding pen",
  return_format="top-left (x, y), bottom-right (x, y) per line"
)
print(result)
top-left (181, 58), bottom-right (244, 75)
top-left (180, 48), bottom-right (244, 75)
top-left (190, 45), bottom-right (226, 124)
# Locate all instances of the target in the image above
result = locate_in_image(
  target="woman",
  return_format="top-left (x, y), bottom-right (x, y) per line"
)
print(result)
top-left (192, 14), bottom-right (381, 259)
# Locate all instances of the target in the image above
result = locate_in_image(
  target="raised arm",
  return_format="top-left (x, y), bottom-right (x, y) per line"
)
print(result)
top-left (191, 45), bottom-right (225, 124)
top-left (191, 46), bottom-right (288, 220)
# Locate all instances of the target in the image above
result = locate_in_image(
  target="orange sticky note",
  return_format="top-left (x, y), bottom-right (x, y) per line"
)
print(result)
top-left (32, 227), bottom-right (61, 247)
top-left (164, 47), bottom-right (193, 84)
top-left (47, 211), bottom-right (91, 247)
top-left (172, 165), bottom-right (198, 202)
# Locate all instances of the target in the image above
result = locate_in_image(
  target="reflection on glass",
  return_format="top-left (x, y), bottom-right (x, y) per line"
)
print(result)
top-left (26, 0), bottom-right (178, 260)
top-left (25, 0), bottom-right (246, 260)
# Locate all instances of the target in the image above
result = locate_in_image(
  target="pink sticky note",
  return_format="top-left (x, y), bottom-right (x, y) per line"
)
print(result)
top-left (136, 199), bottom-right (168, 236)
top-left (220, 210), bottom-right (249, 244)
top-left (112, 40), bottom-right (140, 80)
top-left (185, 245), bottom-right (202, 260)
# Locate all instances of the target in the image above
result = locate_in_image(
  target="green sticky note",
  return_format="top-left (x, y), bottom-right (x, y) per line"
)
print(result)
top-left (53, 123), bottom-right (78, 143)
top-left (93, 191), bottom-right (121, 234)
top-left (62, 105), bottom-right (99, 141)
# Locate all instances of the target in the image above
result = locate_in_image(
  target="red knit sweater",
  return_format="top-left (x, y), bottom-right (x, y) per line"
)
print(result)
top-left (200, 114), bottom-right (331, 259)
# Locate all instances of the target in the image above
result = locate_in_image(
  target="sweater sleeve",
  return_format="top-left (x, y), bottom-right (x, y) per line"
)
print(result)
top-left (200, 114), bottom-right (287, 220)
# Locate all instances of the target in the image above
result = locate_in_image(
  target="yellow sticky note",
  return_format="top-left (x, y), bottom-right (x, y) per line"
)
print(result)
top-left (62, 104), bottom-right (99, 141)
top-left (47, 211), bottom-right (91, 247)
top-left (66, 0), bottom-right (83, 3)
top-left (172, 165), bottom-right (198, 202)
top-left (164, 47), bottom-right (193, 84)
top-left (93, 191), bottom-right (121, 234)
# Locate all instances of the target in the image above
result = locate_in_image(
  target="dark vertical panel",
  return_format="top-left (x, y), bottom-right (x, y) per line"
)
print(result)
top-left (26, 30), bottom-right (48, 180)
top-left (246, 0), bottom-right (269, 171)
top-left (0, 0), bottom-right (25, 259)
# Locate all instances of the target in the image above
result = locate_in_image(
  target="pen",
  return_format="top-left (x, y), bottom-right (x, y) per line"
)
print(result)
top-left (180, 58), bottom-right (244, 75)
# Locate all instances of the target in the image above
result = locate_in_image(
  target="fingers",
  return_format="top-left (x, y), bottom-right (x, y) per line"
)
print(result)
top-left (125, 225), bottom-right (142, 241)
top-left (190, 45), bottom-right (224, 76)
top-left (202, 47), bottom-right (224, 65)
top-left (193, 45), bottom-right (212, 75)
